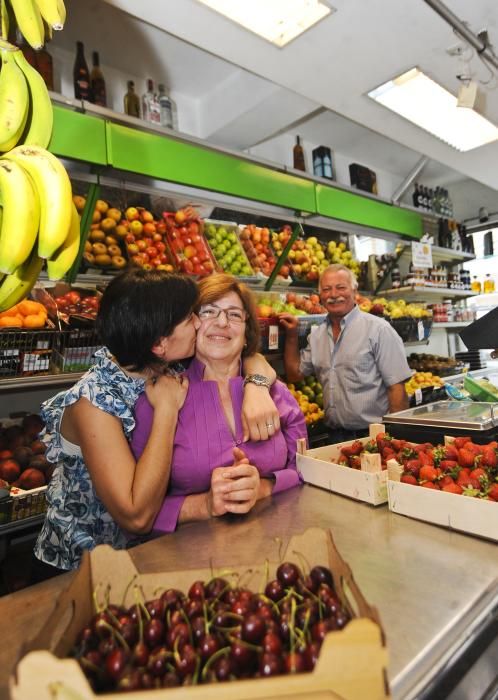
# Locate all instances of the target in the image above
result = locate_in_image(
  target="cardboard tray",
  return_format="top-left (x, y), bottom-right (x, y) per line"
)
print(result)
top-left (10, 528), bottom-right (389, 700)
top-left (296, 425), bottom-right (388, 506)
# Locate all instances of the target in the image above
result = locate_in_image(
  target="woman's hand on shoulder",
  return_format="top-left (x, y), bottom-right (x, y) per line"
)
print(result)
top-left (145, 373), bottom-right (189, 413)
top-left (241, 384), bottom-right (280, 442)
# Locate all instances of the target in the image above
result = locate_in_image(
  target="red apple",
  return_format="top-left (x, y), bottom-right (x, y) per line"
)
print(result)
top-left (0, 459), bottom-right (21, 483)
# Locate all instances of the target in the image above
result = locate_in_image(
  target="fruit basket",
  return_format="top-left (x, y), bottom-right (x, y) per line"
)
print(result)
top-left (204, 219), bottom-right (255, 278)
top-left (0, 325), bottom-right (57, 378)
top-left (238, 224), bottom-right (279, 279)
top-left (10, 528), bottom-right (388, 700)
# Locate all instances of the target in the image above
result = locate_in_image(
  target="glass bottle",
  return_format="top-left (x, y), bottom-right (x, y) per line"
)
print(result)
top-left (73, 41), bottom-right (92, 101)
top-left (36, 46), bottom-right (54, 90)
top-left (123, 80), bottom-right (140, 118)
top-left (142, 79), bottom-right (160, 124)
top-left (157, 84), bottom-right (173, 128)
top-left (471, 276), bottom-right (482, 294)
top-left (90, 51), bottom-right (106, 107)
top-left (412, 183), bottom-right (419, 208)
top-left (293, 136), bottom-right (306, 171)
top-left (483, 274), bottom-right (495, 294)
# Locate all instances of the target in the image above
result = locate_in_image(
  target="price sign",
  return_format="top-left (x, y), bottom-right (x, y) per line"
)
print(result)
top-left (415, 388), bottom-right (423, 405)
top-left (417, 321), bottom-right (425, 341)
top-left (268, 324), bottom-right (279, 351)
top-left (412, 241), bottom-right (433, 269)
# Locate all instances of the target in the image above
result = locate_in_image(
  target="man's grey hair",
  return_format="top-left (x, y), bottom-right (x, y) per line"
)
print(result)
top-left (319, 264), bottom-right (358, 290)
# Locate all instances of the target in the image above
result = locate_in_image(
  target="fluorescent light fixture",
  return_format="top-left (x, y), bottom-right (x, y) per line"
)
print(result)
top-left (368, 67), bottom-right (498, 152)
top-left (195, 0), bottom-right (333, 47)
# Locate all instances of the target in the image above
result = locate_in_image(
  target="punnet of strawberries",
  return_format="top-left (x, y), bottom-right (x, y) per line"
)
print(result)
top-left (336, 432), bottom-right (498, 501)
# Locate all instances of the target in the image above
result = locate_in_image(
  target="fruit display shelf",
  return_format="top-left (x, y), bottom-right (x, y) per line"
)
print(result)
top-left (204, 219), bottom-right (257, 279)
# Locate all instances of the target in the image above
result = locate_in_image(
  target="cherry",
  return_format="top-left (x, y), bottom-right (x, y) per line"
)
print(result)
top-left (229, 640), bottom-right (256, 674)
top-left (188, 580), bottom-right (205, 600)
top-left (162, 670), bottom-right (181, 687)
top-left (92, 611), bottom-right (113, 639)
top-left (145, 598), bottom-right (165, 619)
top-left (310, 565), bottom-right (335, 589)
top-left (98, 637), bottom-right (117, 657)
top-left (116, 668), bottom-right (141, 690)
top-left (166, 622), bottom-right (190, 650)
top-left (205, 577), bottom-right (229, 601)
top-left (175, 643), bottom-right (198, 678)
top-left (311, 617), bottom-right (336, 643)
top-left (147, 646), bottom-right (170, 678)
top-left (160, 588), bottom-right (185, 611)
top-left (185, 598), bottom-right (204, 619)
top-left (335, 610), bottom-right (351, 629)
top-left (198, 633), bottom-right (221, 661)
top-left (213, 655), bottom-right (233, 681)
top-left (120, 622), bottom-right (138, 646)
top-left (132, 641), bottom-right (149, 667)
top-left (241, 614), bottom-right (266, 644)
top-left (303, 641), bottom-right (322, 671)
top-left (276, 562), bottom-right (301, 587)
top-left (284, 650), bottom-right (306, 674)
top-left (296, 573), bottom-right (318, 595)
top-left (144, 618), bottom-right (164, 648)
top-left (262, 632), bottom-right (282, 656)
top-left (77, 626), bottom-right (97, 648)
top-left (296, 599), bottom-right (319, 627)
top-left (105, 648), bottom-right (128, 680)
top-left (169, 609), bottom-right (185, 627)
top-left (139, 670), bottom-right (155, 689)
top-left (128, 604), bottom-right (144, 624)
top-left (191, 616), bottom-right (208, 642)
top-left (260, 652), bottom-right (283, 677)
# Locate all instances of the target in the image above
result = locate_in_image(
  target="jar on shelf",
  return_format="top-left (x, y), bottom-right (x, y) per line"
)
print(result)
top-left (391, 265), bottom-right (401, 288)
top-left (484, 274), bottom-right (495, 294)
top-left (443, 299), bottom-right (454, 322)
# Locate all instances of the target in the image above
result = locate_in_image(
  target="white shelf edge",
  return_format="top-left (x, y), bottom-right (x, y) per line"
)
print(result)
top-left (432, 322), bottom-right (471, 329)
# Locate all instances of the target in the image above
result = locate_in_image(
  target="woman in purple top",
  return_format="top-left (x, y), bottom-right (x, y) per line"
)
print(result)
top-left (131, 274), bottom-right (306, 532)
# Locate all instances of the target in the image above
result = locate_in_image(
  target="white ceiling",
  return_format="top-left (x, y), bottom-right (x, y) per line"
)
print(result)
top-left (58, 0), bottom-right (498, 217)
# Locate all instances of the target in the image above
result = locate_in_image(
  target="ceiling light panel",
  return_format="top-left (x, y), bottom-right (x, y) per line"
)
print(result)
top-left (196, 0), bottom-right (333, 47)
top-left (368, 68), bottom-right (498, 152)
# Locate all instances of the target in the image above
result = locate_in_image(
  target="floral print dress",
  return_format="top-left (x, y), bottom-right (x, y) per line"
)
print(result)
top-left (34, 348), bottom-right (146, 571)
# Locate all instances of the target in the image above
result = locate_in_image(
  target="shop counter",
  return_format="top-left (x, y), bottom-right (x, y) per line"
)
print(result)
top-left (0, 484), bottom-right (497, 700)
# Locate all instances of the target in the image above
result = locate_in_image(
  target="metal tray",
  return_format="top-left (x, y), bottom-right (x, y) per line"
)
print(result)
top-left (383, 400), bottom-right (498, 431)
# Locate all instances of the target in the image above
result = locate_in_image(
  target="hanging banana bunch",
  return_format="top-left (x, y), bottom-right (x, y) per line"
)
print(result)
top-left (4, 0), bottom-right (66, 49)
top-left (0, 15), bottom-right (81, 310)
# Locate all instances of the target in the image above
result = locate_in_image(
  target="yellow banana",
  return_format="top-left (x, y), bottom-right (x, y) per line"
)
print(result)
top-left (0, 158), bottom-right (40, 273)
top-left (2, 145), bottom-right (71, 259)
top-left (0, 244), bottom-right (44, 311)
top-left (13, 48), bottom-right (53, 148)
top-left (0, 48), bottom-right (29, 152)
top-left (56, 0), bottom-right (65, 25)
top-left (1, 0), bottom-right (10, 40)
top-left (47, 201), bottom-right (80, 280)
top-left (34, 0), bottom-right (63, 29)
top-left (9, 0), bottom-right (44, 49)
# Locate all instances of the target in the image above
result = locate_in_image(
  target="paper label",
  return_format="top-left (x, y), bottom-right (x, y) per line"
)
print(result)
top-left (417, 321), bottom-right (425, 341)
top-left (412, 241), bottom-right (433, 269)
top-left (268, 325), bottom-right (279, 351)
top-left (415, 388), bottom-right (423, 405)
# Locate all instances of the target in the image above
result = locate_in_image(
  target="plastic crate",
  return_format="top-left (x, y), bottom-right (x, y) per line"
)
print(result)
top-left (463, 375), bottom-right (498, 402)
top-left (0, 327), bottom-right (57, 378)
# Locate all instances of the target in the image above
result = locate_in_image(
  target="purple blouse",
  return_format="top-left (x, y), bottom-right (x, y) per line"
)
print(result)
top-left (131, 357), bottom-right (306, 532)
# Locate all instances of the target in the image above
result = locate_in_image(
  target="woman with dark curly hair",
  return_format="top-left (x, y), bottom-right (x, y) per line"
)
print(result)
top-left (131, 273), bottom-right (306, 532)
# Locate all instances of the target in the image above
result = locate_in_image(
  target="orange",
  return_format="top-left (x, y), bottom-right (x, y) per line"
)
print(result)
top-left (23, 313), bottom-right (46, 329)
top-left (18, 300), bottom-right (46, 316)
top-left (72, 195), bottom-right (86, 212)
top-left (91, 210), bottom-right (102, 223)
top-left (101, 217), bottom-right (117, 232)
top-left (0, 315), bottom-right (23, 328)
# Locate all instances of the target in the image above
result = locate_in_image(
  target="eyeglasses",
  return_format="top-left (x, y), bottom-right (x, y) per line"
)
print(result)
top-left (198, 305), bottom-right (247, 324)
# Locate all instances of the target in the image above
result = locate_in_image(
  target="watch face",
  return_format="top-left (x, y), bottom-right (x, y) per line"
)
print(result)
top-left (246, 374), bottom-right (270, 387)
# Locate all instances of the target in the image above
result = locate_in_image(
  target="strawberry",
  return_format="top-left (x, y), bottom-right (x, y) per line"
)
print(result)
top-left (401, 474), bottom-right (418, 486)
top-left (382, 446), bottom-right (396, 460)
top-left (454, 436), bottom-right (472, 449)
top-left (442, 482), bottom-right (463, 495)
top-left (349, 455), bottom-right (362, 470)
top-left (421, 481), bottom-right (439, 489)
top-left (349, 440), bottom-right (364, 456)
top-left (376, 432), bottom-right (392, 451)
top-left (418, 451), bottom-right (435, 466)
top-left (463, 442), bottom-right (483, 457)
top-left (419, 465), bottom-right (439, 482)
top-left (440, 460), bottom-right (458, 472)
top-left (337, 456), bottom-right (349, 467)
top-left (488, 484), bottom-right (498, 501)
top-left (481, 448), bottom-right (497, 469)
top-left (391, 439), bottom-right (407, 452)
top-left (458, 448), bottom-right (476, 469)
top-left (442, 444), bottom-right (459, 461)
top-left (469, 467), bottom-right (487, 482)
top-left (439, 475), bottom-right (455, 487)
top-left (404, 459), bottom-right (421, 478)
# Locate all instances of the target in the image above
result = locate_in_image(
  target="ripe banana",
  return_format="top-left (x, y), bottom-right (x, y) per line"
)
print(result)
top-left (56, 0), bottom-right (65, 25)
top-left (0, 158), bottom-right (40, 273)
top-left (2, 145), bottom-right (71, 259)
top-left (0, 244), bottom-right (44, 311)
top-left (1, 0), bottom-right (10, 40)
top-left (13, 49), bottom-right (53, 148)
top-left (0, 48), bottom-right (29, 152)
top-left (34, 0), bottom-right (64, 29)
top-left (47, 201), bottom-right (80, 280)
top-left (9, 0), bottom-right (44, 49)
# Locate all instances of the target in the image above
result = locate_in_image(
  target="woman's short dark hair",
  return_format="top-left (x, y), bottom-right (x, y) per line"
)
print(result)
top-left (196, 273), bottom-right (260, 356)
top-left (96, 268), bottom-right (198, 371)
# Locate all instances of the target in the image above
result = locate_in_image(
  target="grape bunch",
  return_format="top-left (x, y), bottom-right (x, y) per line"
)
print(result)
top-left (70, 562), bottom-right (351, 692)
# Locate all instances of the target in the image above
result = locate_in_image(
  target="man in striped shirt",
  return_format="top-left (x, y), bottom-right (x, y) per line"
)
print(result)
top-left (279, 264), bottom-right (411, 442)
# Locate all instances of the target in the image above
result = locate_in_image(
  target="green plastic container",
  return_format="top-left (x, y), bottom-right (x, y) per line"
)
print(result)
top-left (463, 375), bottom-right (498, 403)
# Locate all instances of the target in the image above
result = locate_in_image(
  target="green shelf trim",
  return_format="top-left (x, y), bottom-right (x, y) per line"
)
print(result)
top-left (106, 123), bottom-right (316, 213)
top-left (315, 183), bottom-right (423, 239)
top-left (49, 106), bottom-right (107, 165)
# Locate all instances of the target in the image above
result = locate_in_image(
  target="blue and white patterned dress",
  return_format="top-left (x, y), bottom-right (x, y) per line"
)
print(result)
top-left (34, 348), bottom-right (146, 571)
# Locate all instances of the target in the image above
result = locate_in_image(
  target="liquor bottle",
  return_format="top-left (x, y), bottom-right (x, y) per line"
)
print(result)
top-left (157, 84), bottom-right (173, 128)
top-left (73, 41), bottom-right (92, 101)
top-left (36, 45), bottom-right (54, 90)
top-left (471, 277), bottom-right (481, 294)
top-left (293, 136), bottom-right (306, 171)
top-left (142, 79), bottom-right (160, 124)
top-left (412, 183), bottom-right (419, 208)
top-left (427, 188), bottom-right (433, 213)
top-left (417, 185), bottom-right (425, 209)
top-left (90, 51), bottom-right (106, 107)
top-left (422, 187), bottom-right (429, 211)
top-left (124, 80), bottom-right (140, 118)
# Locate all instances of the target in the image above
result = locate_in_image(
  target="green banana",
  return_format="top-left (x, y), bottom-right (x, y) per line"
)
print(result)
top-left (13, 48), bottom-right (53, 148)
top-left (0, 48), bottom-right (29, 152)
top-left (2, 145), bottom-right (71, 259)
top-left (0, 244), bottom-right (44, 311)
top-left (0, 158), bottom-right (40, 273)
top-left (34, 0), bottom-right (64, 29)
top-left (1, 0), bottom-right (10, 40)
top-left (9, 0), bottom-right (44, 49)
top-left (47, 201), bottom-right (80, 280)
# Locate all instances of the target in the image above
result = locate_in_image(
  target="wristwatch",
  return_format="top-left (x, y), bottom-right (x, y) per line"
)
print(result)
top-left (243, 374), bottom-right (271, 389)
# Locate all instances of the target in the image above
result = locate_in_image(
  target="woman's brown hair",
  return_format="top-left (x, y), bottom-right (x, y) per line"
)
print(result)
top-left (196, 273), bottom-right (260, 356)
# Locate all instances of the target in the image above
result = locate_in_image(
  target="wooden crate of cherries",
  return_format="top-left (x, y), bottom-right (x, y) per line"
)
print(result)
top-left (11, 529), bottom-right (388, 700)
